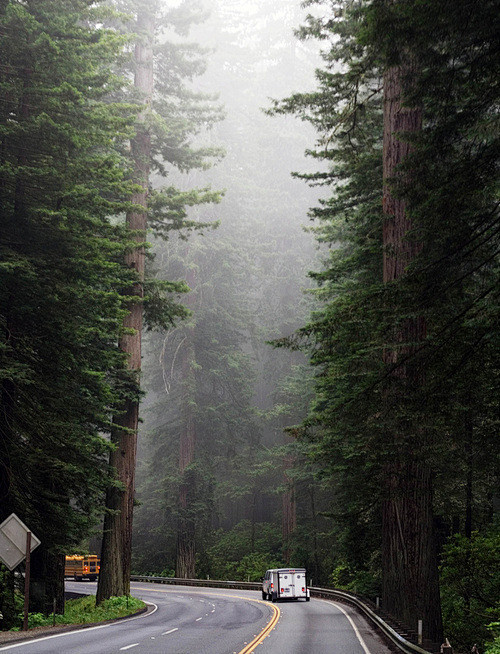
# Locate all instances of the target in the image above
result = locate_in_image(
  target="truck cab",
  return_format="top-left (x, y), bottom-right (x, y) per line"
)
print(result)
top-left (262, 568), bottom-right (310, 602)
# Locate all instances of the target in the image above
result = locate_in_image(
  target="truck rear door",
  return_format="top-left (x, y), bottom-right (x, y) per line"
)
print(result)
top-left (292, 571), bottom-right (306, 597)
top-left (277, 571), bottom-right (295, 598)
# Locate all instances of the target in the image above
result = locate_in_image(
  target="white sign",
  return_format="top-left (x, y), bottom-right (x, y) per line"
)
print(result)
top-left (0, 514), bottom-right (41, 571)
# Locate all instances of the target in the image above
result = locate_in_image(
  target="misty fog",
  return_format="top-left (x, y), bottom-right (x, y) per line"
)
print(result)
top-left (132, 0), bottom-right (328, 579)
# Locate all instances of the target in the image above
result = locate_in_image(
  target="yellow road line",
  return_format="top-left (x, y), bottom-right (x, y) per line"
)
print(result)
top-left (130, 585), bottom-right (280, 654)
top-left (237, 602), bottom-right (280, 654)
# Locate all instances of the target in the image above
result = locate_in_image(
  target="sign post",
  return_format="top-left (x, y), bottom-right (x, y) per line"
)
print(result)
top-left (0, 514), bottom-right (41, 630)
top-left (22, 531), bottom-right (32, 630)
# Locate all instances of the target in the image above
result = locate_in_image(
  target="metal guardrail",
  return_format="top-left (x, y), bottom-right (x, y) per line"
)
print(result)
top-left (131, 575), bottom-right (260, 591)
top-left (309, 586), bottom-right (436, 654)
top-left (130, 575), bottom-right (437, 654)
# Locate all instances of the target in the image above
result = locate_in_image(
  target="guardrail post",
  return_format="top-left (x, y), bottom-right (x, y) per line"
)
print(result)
top-left (376, 596), bottom-right (380, 610)
top-left (418, 620), bottom-right (423, 645)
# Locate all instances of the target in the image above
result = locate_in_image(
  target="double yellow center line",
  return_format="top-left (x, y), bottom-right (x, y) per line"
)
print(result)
top-left (237, 599), bottom-right (280, 653)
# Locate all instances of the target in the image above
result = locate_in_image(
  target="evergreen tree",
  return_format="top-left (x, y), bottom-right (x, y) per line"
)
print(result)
top-left (97, 0), bottom-right (154, 604)
top-left (132, 0), bottom-right (322, 580)
top-left (0, 0), bottom-right (139, 620)
top-left (271, 0), bottom-right (498, 645)
top-left (133, 230), bottom-right (260, 578)
top-left (97, 0), bottom-right (223, 600)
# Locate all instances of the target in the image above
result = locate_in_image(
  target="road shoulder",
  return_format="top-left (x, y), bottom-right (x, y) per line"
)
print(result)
top-left (0, 603), bottom-right (153, 647)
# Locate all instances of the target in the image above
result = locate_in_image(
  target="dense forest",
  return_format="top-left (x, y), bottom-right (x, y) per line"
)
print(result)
top-left (0, 1), bottom-right (498, 652)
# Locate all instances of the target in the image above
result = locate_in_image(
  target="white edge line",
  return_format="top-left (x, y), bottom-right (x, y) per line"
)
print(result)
top-left (324, 600), bottom-right (372, 654)
top-left (0, 603), bottom-right (158, 652)
top-left (120, 644), bottom-right (139, 651)
top-left (161, 628), bottom-right (178, 636)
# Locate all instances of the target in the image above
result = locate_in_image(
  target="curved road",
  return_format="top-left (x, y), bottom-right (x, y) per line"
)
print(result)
top-left (0, 581), bottom-right (393, 654)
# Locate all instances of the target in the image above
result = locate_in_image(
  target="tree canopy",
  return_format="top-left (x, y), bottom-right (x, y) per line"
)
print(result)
top-left (270, 0), bottom-right (499, 647)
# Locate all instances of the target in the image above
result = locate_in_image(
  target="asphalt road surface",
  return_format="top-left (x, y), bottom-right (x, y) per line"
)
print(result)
top-left (0, 581), bottom-right (393, 654)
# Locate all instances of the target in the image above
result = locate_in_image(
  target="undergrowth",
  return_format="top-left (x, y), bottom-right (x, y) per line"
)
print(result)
top-left (12, 595), bottom-right (145, 631)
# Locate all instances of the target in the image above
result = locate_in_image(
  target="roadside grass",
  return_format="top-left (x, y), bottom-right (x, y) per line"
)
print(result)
top-left (12, 595), bottom-right (146, 631)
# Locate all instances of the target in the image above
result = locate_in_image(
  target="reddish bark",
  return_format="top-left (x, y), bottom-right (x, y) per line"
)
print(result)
top-left (381, 64), bottom-right (443, 643)
top-left (97, 8), bottom-right (153, 603)
top-left (382, 66), bottom-right (422, 284)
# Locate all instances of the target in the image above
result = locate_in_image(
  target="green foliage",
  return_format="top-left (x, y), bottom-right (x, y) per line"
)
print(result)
top-left (234, 553), bottom-right (279, 583)
top-left (440, 530), bottom-right (500, 653)
top-left (272, 0), bottom-right (499, 638)
top-left (0, 567), bottom-right (23, 630)
top-left (485, 640), bottom-right (500, 654)
top-left (133, 0), bottom-right (338, 588)
top-left (142, 278), bottom-right (190, 331)
top-left (205, 521), bottom-right (282, 581)
top-left (11, 595), bottom-right (145, 630)
top-left (0, 0), bottom-right (225, 614)
top-left (269, 0), bottom-right (388, 585)
top-left (330, 560), bottom-right (380, 598)
top-left (109, 0), bottom-right (224, 239)
top-left (137, 568), bottom-right (175, 578)
top-left (133, 228), bottom-right (265, 578)
top-left (485, 624), bottom-right (500, 654)
top-left (0, 0), bottom-right (138, 561)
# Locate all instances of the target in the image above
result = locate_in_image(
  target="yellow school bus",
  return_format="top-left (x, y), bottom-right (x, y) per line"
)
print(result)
top-left (64, 554), bottom-right (100, 581)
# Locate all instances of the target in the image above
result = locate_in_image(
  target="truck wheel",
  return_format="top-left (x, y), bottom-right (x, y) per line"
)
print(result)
top-left (271, 593), bottom-right (277, 603)
top-left (306, 596), bottom-right (310, 602)
top-left (262, 591), bottom-right (266, 600)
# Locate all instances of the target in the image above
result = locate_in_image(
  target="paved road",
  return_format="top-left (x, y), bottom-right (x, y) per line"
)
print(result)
top-left (0, 581), bottom-right (393, 654)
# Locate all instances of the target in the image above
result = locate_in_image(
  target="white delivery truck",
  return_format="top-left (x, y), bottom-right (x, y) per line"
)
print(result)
top-left (262, 568), bottom-right (310, 602)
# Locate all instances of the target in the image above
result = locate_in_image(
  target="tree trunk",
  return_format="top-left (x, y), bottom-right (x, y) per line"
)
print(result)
top-left (176, 393), bottom-right (196, 578)
top-left (282, 453), bottom-right (296, 565)
top-left (309, 484), bottom-right (321, 583)
top-left (381, 462), bottom-right (442, 641)
top-left (97, 7), bottom-right (153, 603)
top-left (250, 491), bottom-right (256, 552)
top-left (464, 395), bottom-right (473, 539)
top-left (29, 548), bottom-right (65, 615)
top-left (176, 264), bottom-right (197, 579)
top-left (381, 64), bottom-right (443, 643)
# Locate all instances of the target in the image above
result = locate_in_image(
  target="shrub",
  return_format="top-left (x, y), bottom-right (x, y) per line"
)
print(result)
top-left (440, 530), bottom-right (500, 652)
top-left (10, 594), bottom-right (145, 631)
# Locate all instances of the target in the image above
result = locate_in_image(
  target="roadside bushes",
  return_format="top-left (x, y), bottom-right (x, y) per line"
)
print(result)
top-left (205, 521), bottom-right (282, 581)
top-left (440, 529), bottom-right (500, 652)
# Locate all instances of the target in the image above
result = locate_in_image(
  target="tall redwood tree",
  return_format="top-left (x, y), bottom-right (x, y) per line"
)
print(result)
top-left (381, 61), bottom-right (443, 643)
top-left (97, 4), bottom-right (153, 602)
top-left (176, 262), bottom-right (197, 579)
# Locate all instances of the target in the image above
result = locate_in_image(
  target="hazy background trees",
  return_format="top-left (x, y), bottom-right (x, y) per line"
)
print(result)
top-left (96, 0), bottom-right (224, 603)
top-left (132, 0), bottom-right (330, 583)
top-left (1, 0), bottom-right (498, 651)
